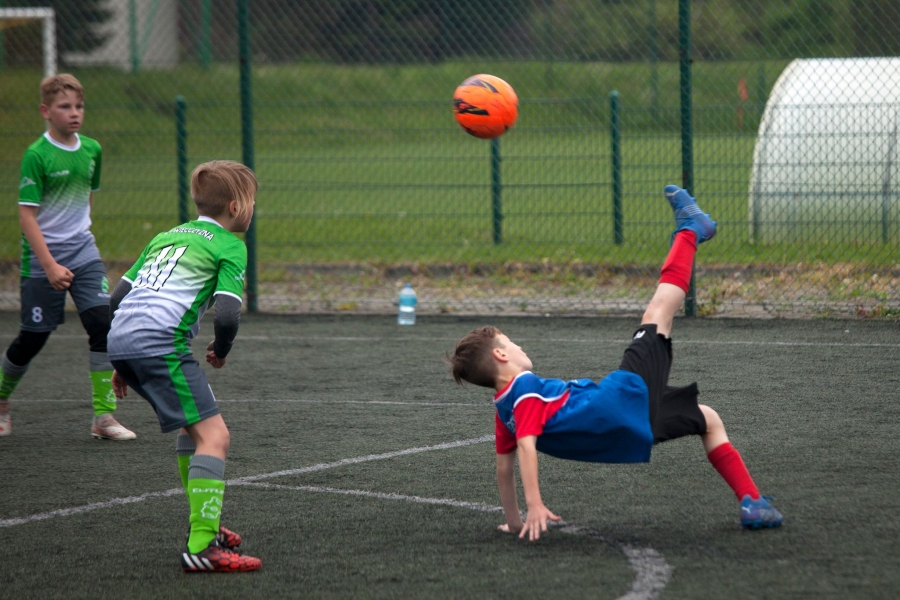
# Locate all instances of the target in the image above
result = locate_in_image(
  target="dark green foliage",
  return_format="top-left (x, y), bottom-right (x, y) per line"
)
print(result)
top-left (4, 0), bottom-right (111, 63)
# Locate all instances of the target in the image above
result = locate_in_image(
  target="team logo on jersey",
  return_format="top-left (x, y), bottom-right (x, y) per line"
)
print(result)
top-left (49, 170), bottom-right (70, 178)
top-left (633, 330), bottom-right (645, 339)
top-left (88, 159), bottom-right (96, 178)
top-left (19, 176), bottom-right (36, 189)
top-left (235, 269), bottom-right (245, 282)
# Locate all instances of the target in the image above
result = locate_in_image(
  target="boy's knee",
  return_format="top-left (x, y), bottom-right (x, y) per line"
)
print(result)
top-left (79, 306), bottom-right (110, 353)
top-left (699, 404), bottom-right (723, 430)
top-left (7, 330), bottom-right (51, 366)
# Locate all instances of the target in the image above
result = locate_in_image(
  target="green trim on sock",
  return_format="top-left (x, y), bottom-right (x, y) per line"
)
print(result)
top-left (0, 372), bottom-right (22, 400)
top-left (186, 477), bottom-right (225, 554)
top-left (178, 454), bottom-right (192, 491)
top-left (90, 370), bottom-right (117, 416)
top-left (165, 354), bottom-right (201, 424)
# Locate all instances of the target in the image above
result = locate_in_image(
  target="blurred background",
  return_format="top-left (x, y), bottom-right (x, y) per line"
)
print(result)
top-left (2, 0), bottom-right (900, 317)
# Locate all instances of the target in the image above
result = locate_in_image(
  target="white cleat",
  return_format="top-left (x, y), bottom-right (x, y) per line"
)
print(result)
top-left (92, 416), bottom-right (137, 440)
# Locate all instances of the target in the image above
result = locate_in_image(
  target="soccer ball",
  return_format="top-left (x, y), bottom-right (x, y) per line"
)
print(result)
top-left (452, 74), bottom-right (518, 139)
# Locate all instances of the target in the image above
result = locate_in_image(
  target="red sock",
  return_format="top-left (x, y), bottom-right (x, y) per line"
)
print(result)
top-left (659, 231), bottom-right (697, 293)
top-left (707, 442), bottom-right (760, 501)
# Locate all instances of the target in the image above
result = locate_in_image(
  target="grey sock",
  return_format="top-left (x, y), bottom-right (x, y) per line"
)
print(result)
top-left (176, 433), bottom-right (196, 456)
top-left (188, 454), bottom-right (226, 480)
top-left (89, 351), bottom-right (113, 372)
top-left (2, 352), bottom-right (29, 378)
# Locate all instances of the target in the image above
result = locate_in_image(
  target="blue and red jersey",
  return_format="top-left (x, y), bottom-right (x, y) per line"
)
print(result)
top-left (493, 370), bottom-right (653, 463)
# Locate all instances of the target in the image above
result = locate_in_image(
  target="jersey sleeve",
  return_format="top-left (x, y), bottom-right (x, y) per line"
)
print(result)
top-left (122, 243), bottom-right (152, 283)
top-left (512, 397), bottom-right (553, 439)
top-left (18, 149), bottom-right (43, 205)
top-left (495, 413), bottom-right (517, 454)
top-left (91, 143), bottom-right (102, 191)
top-left (214, 239), bottom-right (247, 301)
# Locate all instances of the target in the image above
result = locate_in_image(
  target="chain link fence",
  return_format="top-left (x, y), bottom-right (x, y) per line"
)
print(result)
top-left (2, 0), bottom-right (900, 317)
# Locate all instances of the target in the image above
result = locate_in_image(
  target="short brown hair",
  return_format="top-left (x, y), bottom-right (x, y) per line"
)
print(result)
top-left (40, 74), bottom-right (84, 106)
top-left (449, 326), bottom-right (502, 388)
top-left (190, 160), bottom-right (257, 221)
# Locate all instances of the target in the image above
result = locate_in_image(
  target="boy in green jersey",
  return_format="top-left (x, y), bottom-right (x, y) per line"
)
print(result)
top-left (0, 74), bottom-right (135, 440)
top-left (108, 160), bottom-right (261, 572)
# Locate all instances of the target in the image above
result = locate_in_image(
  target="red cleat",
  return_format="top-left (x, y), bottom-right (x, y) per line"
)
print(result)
top-left (217, 525), bottom-right (243, 549)
top-left (181, 538), bottom-right (261, 573)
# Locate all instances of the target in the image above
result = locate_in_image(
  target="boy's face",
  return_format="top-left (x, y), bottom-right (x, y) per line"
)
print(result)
top-left (495, 333), bottom-right (533, 373)
top-left (41, 90), bottom-right (84, 137)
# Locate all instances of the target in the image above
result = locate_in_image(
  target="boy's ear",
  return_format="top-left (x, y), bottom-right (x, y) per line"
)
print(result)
top-left (39, 104), bottom-right (50, 120)
top-left (228, 199), bottom-right (239, 217)
top-left (492, 346), bottom-right (508, 363)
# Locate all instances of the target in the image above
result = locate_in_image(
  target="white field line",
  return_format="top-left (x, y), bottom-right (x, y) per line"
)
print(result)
top-left (0, 434), bottom-right (671, 599)
top-left (0, 436), bottom-right (491, 528)
top-left (240, 482), bottom-right (672, 600)
top-left (42, 334), bottom-right (900, 348)
top-left (14, 398), bottom-right (484, 406)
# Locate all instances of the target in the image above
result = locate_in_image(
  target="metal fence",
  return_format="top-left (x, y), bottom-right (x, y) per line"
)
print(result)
top-left (2, 0), bottom-right (900, 317)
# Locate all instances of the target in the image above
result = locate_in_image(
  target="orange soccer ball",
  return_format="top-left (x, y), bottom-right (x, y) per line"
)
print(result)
top-left (452, 74), bottom-right (518, 139)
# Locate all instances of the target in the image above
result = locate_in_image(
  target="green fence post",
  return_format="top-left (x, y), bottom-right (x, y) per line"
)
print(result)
top-left (648, 0), bottom-right (660, 126)
top-left (0, 0), bottom-right (5, 71)
top-left (200, 0), bottom-right (212, 69)
top-left (129, 0), bottom-right (140, 73)
top-left (883, 121), bottom-right (898, 244)
top-left (491, 137), bottom-right (503, 245)
top-left (238, 0), bottom-right (257, 313)
top-left (678, 0), bottom-right (696, 317)
top-left (611, 91), bottom-right (623, 245)
top-left (176, 96), bottom-right (189, 224)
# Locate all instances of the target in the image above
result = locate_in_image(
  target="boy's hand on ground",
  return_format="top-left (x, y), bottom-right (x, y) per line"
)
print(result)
top-left (520, 504), bottom-right (561, 542)
top-left (110, 370), bottom-right (128, 399)
top-left (46, 263), bottom-right (73, 290)
top-left (497, 522), bottom-right (523, 534)
top-left (205, 341), bottom-right (226, 368)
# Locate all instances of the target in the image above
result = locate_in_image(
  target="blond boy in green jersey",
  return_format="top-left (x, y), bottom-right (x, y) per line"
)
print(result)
top-left (108, 160), bottom-right (261, 572)
top-left (0, 74), bottom-right (134, 439)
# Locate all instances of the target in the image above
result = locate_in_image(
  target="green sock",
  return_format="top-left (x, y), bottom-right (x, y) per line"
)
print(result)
top-left (186, 454), bottom-right (227, 554)
top-left (90, 353), bottom-right (117, 416)
top-left (0, 352), bottom-right (28, 400)
top-left (176, 434), bottom-right (196, 492)
top-left (90, 370), bottom-right (117, 416)
top-left (0, 373), bottom-right (22, 400)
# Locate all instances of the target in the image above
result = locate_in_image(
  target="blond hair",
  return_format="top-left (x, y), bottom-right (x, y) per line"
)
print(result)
top-left (40, 74), bottom-right (84, 107)
top-left (190, 160), bottom-right (257, 221)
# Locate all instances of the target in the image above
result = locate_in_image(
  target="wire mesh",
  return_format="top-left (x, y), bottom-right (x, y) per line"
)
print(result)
top-left (1, 0), bottom-right (900, 317)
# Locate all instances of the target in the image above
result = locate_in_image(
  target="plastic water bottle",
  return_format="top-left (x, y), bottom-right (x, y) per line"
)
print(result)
top-left (397, 283), bottom-right (417, 325)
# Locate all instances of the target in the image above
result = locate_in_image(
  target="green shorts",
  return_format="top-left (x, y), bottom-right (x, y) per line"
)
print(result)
top-left (111, 354), bottom-right (220, 433)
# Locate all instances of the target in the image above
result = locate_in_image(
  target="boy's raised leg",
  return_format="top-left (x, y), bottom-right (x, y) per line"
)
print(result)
top-left (641, 185), bottom-right (717, 337)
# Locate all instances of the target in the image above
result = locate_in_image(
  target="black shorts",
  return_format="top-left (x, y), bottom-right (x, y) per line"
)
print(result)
top-left (618, 324), bottom-right (706, 443)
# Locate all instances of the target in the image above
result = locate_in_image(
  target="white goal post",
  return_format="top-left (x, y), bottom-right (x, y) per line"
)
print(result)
top-left (0, 7), bottom-right (56, 76)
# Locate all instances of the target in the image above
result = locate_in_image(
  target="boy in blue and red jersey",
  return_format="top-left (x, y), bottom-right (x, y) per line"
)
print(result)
top-left (449, 185), bottom-right (783, 541)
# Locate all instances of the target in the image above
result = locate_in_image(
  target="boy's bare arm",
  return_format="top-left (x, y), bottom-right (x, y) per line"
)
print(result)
top-left (19, 205), bottom-right (72, 290)
top-left (516, 435), bottom-right (562, 541)
top-left (496, 451), bottom-right (524, 533)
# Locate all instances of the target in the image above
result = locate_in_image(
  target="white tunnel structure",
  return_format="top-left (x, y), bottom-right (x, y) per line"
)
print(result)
top-left (749, 58), bottom-right (900, 243)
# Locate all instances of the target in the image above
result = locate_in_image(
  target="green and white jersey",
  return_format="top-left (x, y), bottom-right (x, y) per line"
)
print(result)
top-left (108, 217), bottom-right (247, 360)
top-left (18, 132), bottom-right (103, 277)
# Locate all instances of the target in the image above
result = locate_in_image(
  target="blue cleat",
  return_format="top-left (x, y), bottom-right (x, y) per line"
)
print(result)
top-left (740, 495), bottom-right (784, 530)
top-left (664, 184), bottom-right (717, 244)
